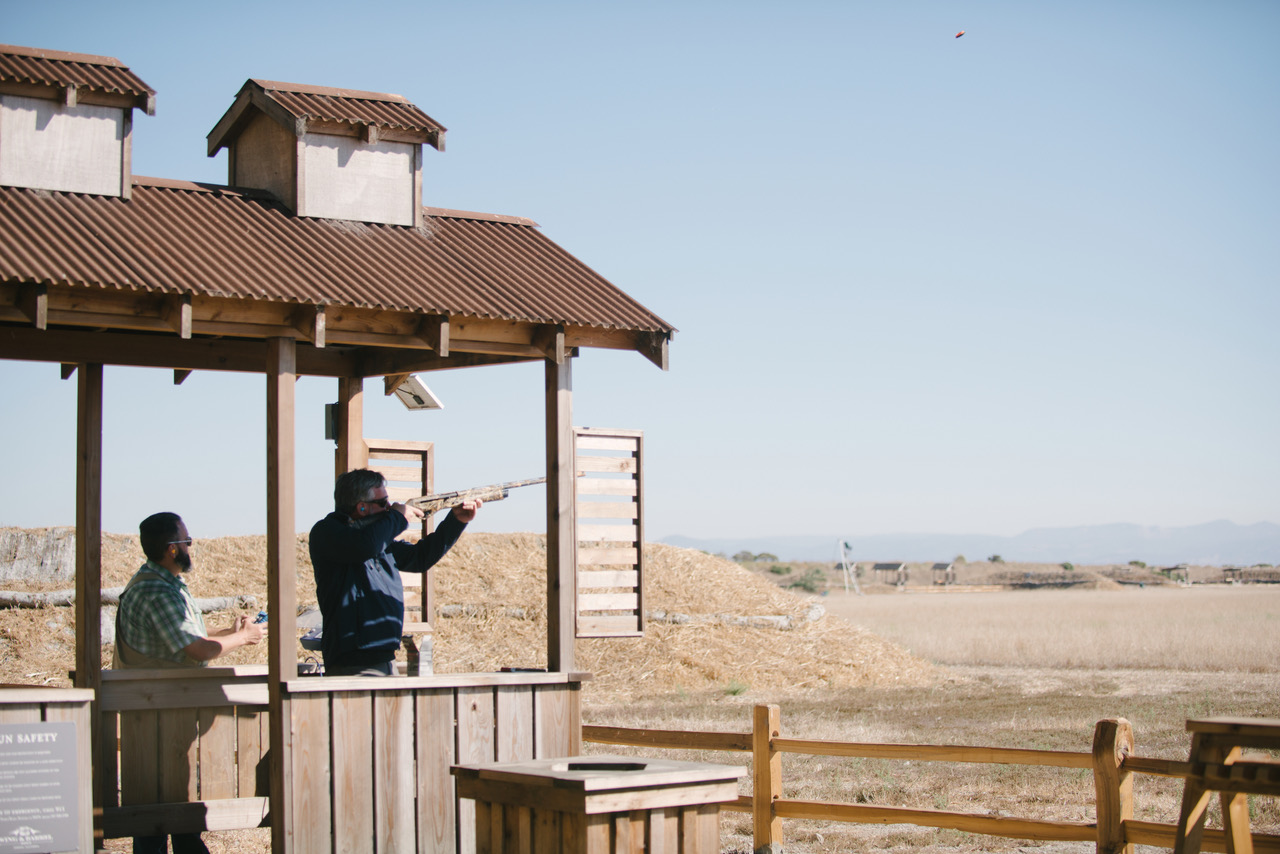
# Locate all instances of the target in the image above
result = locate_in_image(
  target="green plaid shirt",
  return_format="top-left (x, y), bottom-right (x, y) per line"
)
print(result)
top-left (116, 561), bottom-right (208, 666)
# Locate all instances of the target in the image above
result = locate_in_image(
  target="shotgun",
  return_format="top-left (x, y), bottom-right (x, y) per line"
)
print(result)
top-left (407, 477), bottom-right (547, 514)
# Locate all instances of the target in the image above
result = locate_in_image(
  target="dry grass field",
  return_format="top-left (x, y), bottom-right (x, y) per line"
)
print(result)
top-left (1, 528), bottom-right (1277, 853)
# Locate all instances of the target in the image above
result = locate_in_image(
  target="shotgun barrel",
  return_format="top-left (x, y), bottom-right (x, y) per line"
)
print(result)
top-left (407, 477), bottom-right (547, 514)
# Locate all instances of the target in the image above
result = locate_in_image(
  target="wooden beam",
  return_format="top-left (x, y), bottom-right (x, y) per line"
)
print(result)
top-left (61, 363), bottom-right (76, 380)
top-left (163, 293), bottom-right (192, 339)
top-left (545, 359), bottom-right (575, 672)
top-left (417, 314), bottom-right (449, 357)
top-left (639, 331), bottom-right (670, 371)
top-left (265, 338), bottom-right (297, 854)
top-left (18, 283), bottom-right (47, 330)
top-left (0, 326), bottom-right (355, 376)
top-left (355, 349), bottom-right (533, 377)
top-left (62, 84), bottom-right (77, 108)
top-left (173, 370), bottom-right (192, 385)
top-left (335, 376), bottom-right (367, 478)
top-left (533, 324), bottom-right (567, 365)
top-left (74, 362), bottom-right (104, 842)
top-left (383, 373), bottom-right (412, 396)
top-left (293, 305), bottom-right (325, 348)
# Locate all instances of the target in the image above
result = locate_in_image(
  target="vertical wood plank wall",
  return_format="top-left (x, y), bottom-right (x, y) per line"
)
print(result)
top-left (289, 679), bottom-right (581, 854)
top-left (98, 672), bottom-right (582, 853)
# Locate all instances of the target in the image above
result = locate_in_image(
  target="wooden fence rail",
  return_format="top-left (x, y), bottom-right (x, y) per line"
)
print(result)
top-left (582, 703), bottom-right (1280, 854)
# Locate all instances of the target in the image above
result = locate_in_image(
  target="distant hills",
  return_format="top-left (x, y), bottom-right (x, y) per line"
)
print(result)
top-left (658, 520), bottom-right (1280, 566)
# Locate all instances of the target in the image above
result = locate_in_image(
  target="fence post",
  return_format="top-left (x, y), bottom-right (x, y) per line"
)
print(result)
top-left (753, 704), bottom-right (783, 854)
top-left (1092, 718), bottom-right (1135, 854)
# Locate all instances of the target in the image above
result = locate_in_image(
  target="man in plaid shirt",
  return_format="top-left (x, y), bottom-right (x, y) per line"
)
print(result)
top-left (114, 512), bottom-right (265, 853)
top-left (115, 512), bottom-right (264, 667)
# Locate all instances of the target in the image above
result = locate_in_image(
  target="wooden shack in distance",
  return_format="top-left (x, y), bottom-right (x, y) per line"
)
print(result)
top-left (0, 43), bottom-right (675, 853)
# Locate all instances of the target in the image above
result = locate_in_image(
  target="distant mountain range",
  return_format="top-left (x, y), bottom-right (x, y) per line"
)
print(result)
top-left (658, 520), bottom-right (1280, 566)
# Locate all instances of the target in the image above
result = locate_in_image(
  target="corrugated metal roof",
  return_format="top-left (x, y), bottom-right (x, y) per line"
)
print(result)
top-left (253, 79), bottom-right (445, 136)
top-left (0, 178), bottom-right (673, 334)
top-left (0, 44), bottom-right (155, 113)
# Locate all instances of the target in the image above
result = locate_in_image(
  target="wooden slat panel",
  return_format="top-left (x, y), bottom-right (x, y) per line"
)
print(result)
top-left (416, 690), bottom-right (455, 854)
top-left (236, 708), bottom-right (267, 798)
top-left (576, 455), bottom-right (637, 474)
top-left (332, 692), bottom-right (373, 853)
top-left (198, 708), bottom-right (237, 800)
top-left (158, 707), bottom-right (199, 802)
top-left (510, 804), bottom-right (533, 854)
top-left (367, 439), bottom-right (435, 454)
top-left (577, 592), bottom-right (639, 612)
top-left (575, 435), bottom-right (640, 452)
top-left (577, 524), bottom-right (637, 543)
top-left (575, 478), bottom-right (637, 497)
top-left (98, 676), bottom-right (269, 711)
top-left (496, 686), bottom-right (534, 763)
top-left (534, 808), bottom-right (558, 854)
top-left (534, 686), bottom-right (572, 759)
top-left (475, 801), bottom-right (493, 854)
top-left (649, 807), bottom-right (678, 854)
top-left (291, 692), bottom-right (333, 854)
top-left (576, 570), bottom-right (639, 588)
top-left (369, 463), bottom-right (426, 483)
top-left (119, 709), bottom-right (158, 805)
top-left (576, 616), bottom-right (643, 637)
top-left (375, 690), bottom-right (416, 854)
top-left (576, 502), bottom-right (638, 519)
top-left (458, 686), bottom-right (496, 854)
top-left (387, 485), bottom-right (423, 501)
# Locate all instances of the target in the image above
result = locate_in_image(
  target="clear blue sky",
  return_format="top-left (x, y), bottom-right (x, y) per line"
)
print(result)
top-left (3, 1), bottom-right (1277, 541)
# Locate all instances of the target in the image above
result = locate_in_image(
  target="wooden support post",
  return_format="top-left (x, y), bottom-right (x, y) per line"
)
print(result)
top-left (753, 704), bottom-right (783, 854)
top-left (335, 376), bottom-right (366, 479)
top-left (1092, 718), bottom-right (1134, 854)
top-left (74, 362), bottom-right (104, 848)
top-left (266, 338), bottom-right (297, 854)
top-left (545, 358), bottom-right (575, 672)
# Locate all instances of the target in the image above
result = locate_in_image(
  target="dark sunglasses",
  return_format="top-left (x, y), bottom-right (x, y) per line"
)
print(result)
top-left (366, 497), bottom-right (390, 509)
top-left (168, 538), bottom-right (193, 547)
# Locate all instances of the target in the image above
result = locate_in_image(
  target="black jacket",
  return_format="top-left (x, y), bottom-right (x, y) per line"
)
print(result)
top-left (309, 509), bottom-right (466, 669)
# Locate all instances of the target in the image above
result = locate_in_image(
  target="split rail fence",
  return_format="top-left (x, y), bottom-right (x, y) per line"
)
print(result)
top-left (583, 704), bottom-right (1280, 854)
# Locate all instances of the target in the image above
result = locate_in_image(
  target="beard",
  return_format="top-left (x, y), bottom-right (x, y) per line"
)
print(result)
top-left (175, 548), bottom-right (193, 572)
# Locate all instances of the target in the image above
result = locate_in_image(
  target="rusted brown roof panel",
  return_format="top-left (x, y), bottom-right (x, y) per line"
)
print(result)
top-left (0, 44), bottom-right (155, 111)
top-left (0, 179), bottom-right (673, 334)
top-left (254, 79), bottom-right (445, 136)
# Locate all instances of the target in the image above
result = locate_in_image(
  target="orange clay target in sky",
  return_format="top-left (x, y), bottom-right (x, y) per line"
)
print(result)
top-left (955, 30), bottom-right (965, 38)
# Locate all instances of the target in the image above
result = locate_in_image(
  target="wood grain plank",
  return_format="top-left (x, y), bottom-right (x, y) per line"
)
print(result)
top-left (416, 690), bottom-right (456, 854)
top-left (332, 692), bottom-right (373, 853)
top-left (496, 686), bottom-right (534, 763)
top-left (158, 707), bottom-right (199, 802)
top-left (457, 686), bottom-right (496, 854)
top-left (575, 479), bottom-right (638, 497)
top-left (576, 570), bottom-right (639, 587)
top-left (119, 709), bottom-right (158, 806)
top-left (291, 692), bottom-right (333, 854)
top-left (198, 707), bottom-right (237, 800)
top-left (375, 690), bottom-right (415, 854)
top-left (44, 701), bottom-right (94, 854)
top-left (534, 686), bottom-right (572, 759)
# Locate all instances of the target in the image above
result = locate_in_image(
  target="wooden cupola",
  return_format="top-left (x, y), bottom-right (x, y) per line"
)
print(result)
top-left (206, 79), bottom-right (446, 228)
top-left (0, 44), bottom-right (155, 199)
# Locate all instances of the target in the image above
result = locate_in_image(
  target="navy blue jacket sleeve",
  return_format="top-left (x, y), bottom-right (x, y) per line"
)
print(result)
top-left (391, 510), bottom-right (468, 574)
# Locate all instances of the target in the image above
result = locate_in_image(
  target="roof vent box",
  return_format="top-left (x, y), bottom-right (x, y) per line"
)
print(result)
top-left (207, 79), bottom-right (446, 228)
top-left (0, 44), bottom-right (155, 199)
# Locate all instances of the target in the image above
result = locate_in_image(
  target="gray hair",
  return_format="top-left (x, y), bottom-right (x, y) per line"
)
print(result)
top-left (334, 468), bottom-right (386, 514)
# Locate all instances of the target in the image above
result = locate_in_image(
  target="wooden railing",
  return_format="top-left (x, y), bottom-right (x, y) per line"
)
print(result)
top-left (583, 704), bottom-right (1280, 854)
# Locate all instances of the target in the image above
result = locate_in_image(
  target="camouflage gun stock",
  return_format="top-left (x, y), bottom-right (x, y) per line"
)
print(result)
top-left (407, 477), bottom-right (547, 514)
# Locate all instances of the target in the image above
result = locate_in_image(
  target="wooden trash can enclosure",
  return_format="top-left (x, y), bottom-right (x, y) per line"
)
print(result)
top-left (452, 755), bottom-right (744, 854)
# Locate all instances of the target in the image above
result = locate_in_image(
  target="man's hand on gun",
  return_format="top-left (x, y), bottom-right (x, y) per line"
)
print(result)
top-left (395, 498), bottom-right (482, 524)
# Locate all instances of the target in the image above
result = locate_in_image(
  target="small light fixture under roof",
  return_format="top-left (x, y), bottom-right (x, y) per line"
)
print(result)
top-left (390, 374), bottom-right (443, 411)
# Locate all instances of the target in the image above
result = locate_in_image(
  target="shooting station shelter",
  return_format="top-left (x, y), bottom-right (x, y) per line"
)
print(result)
top-left (0, 45), bottom-right (675, 852)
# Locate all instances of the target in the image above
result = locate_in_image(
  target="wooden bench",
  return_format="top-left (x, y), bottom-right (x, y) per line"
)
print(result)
top-left (1174, 717), bottom-right (1280, 854)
